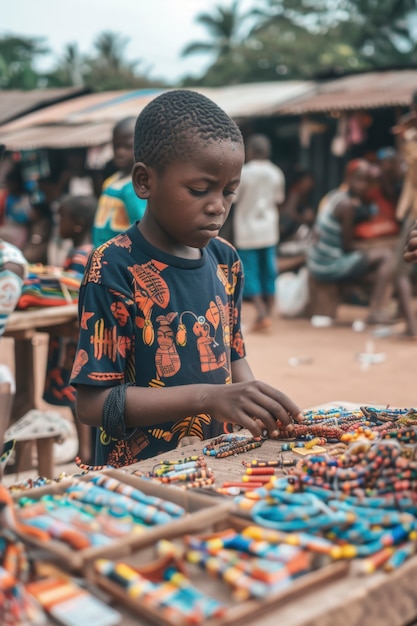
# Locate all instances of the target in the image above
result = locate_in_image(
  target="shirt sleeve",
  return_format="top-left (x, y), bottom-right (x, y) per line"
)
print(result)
top-left (70, 282), bottom-right (135, 387)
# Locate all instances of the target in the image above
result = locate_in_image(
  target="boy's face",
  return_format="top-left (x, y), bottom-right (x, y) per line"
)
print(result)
top-left (113, 129), bottom-right (134, 174)
top-left (134, 139), bottom-right (244, 256)
top-left (349, 166), bottom-right (372, 201)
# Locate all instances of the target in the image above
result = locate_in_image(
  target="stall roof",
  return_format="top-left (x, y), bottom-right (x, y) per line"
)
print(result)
top-left (0, 82), bottom-right (313, 149)
top-left (277, 70), bottom-right (417, 115)
top-left (0, 87), bottom-right (88, 125)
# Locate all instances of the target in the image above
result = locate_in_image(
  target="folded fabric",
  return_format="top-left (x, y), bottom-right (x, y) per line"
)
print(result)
top-left (17, 264), bottom-right (83, 309)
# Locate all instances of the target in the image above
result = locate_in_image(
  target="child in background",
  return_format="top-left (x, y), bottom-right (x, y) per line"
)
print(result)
top-left (44, 196), bottom-right (96, 463)
top-left (92, 117), bottom-right (147, 248)
top-left (0, 165), bottom-right (32, 249)
top-left (70, 90), bottom-right (302, 467)
top-left (22, 201), bottom-right (54, 265)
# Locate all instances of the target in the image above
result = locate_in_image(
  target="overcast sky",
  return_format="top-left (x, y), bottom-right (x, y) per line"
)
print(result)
top-left (3, 0), bottom-right (256, 83)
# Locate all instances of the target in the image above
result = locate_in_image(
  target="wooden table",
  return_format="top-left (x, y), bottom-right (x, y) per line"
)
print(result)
top-left (103, 430), bottom-right (417, 626)
top-left (3, 304), bottom-right (78, 478)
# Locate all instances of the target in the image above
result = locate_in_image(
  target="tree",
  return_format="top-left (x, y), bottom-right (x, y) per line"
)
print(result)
top-left (181, 0), bottom-right (254, 84)
top-left (0, 35), bottom-right (48, 89)
top-left (341, 0), bottom-right (417, 67)
top-left (252, 0), bottom-right (417, 74)
top-left (84, 31), bottom-right (162, 91)
top-left (46, 43), bottom-right (86, 87)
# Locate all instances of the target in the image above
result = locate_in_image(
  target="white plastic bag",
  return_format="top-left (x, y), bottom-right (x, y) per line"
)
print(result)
top-left (276, 267), bottom-right (309, 318)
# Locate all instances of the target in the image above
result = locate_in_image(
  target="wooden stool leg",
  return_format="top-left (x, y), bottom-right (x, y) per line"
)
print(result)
top-left (36, 438), bottom-right (55, 479)
top-left (14, 440), bottom-right (34, 474)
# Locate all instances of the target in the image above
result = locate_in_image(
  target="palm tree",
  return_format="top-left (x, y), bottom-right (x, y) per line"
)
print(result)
top-left (91, 31), bottom-right (137, 73)
top-left (84, 31), bottom-right (161, 91)
top-left (181, 0), bottom-right (246, 62)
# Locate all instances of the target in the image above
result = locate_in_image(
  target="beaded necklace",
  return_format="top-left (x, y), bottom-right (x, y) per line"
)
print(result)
top-left (203, 434), bottom-right (262, 458)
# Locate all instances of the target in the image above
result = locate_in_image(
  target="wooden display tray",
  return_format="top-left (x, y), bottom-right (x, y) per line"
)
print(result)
top-left (12, 469), bottom-right (231, 571)
top-left (87, 510), bottom-right (349, 626)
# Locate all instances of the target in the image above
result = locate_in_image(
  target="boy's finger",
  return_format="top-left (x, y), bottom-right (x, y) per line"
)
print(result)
top-left (238, 415), bottom-right (262, 438)
top-left (257, 384), bottom-right (303, 425)
top-left (404, 251), bottom-right (417, 263)
top-left (273, 390), bottom-right (303, 423)
top-left (405, 235), bottom-right (417, 251)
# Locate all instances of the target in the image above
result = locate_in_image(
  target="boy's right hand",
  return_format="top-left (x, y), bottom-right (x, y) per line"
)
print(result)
top-left (404, 221), bottom-right (417, 263)
top-left (206, 381), bottom-right (303, 439)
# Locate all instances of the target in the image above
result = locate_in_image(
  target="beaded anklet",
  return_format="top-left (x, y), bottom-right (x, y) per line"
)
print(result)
top-left (203, 435), bottom-right (262, 458)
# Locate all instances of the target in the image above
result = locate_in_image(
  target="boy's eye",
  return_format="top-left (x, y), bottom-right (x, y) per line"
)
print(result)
top-left (224, 189), bottom-right (236, 198)
top-left (189, 188), bottom-right (208, 197)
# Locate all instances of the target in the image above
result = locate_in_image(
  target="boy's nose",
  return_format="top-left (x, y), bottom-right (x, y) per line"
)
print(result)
top-left (208, 195), bottom-right (226, 215)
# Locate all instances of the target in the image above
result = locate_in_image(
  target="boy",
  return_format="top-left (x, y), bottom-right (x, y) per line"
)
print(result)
top-left (92, 117), bottom-right (147, 247)
top-left (71, 90), bottom-right (302, 467)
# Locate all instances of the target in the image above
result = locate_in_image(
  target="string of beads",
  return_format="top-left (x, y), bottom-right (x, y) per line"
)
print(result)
top-left (203, 435), bottom-right (262, 458)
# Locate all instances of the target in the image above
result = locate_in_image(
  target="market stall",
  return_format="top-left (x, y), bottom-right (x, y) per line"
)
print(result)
top-left (3, 402), bottom-right (417, 626)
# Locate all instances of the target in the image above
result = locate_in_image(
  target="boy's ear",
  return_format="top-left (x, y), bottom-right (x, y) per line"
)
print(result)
top-left (132, 162), bottom-right (152, 199)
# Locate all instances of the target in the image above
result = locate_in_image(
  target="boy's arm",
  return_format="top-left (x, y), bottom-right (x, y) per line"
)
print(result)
top-left (77, 372), bottom-right (302, 439)
top-left (231, 357), bottom-right (255, 382)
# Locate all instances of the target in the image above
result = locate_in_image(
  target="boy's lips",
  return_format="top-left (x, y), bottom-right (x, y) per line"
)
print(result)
top-left (201, 224), bottom-right (221, 232)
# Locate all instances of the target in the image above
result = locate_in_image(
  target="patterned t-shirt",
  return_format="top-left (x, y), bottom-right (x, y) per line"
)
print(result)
top-left (70, 224), bottom-right (246, 466)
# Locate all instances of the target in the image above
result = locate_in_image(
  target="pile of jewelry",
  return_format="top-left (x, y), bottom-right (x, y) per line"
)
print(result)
top-left (141, 455), bottom-right (215, 489)
top-left (234, 439), bottom-right (417, 574)
top-left (15, 473), bottom-right (185, 551)
top-left (279, 405), bottom-right (417, 444)
top-left (94, 541), bottom-right (227, 625)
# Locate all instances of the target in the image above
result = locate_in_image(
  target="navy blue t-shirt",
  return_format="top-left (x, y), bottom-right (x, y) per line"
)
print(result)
top-left (70, 223), bottom-right (246, 466)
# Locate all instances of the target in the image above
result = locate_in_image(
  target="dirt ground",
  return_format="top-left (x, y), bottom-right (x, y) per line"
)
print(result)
top-left (241, 300), bottom-right (417, 410)
top-left (2, 299), bottom-right (417, 484)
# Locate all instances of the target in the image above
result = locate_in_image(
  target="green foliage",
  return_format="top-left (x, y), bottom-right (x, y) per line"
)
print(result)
top-left (0, 35), bottom-right (49, 89)
top-left (182, 0), bottom-right (417, 86)
top-left (1, 1), bottom-right (416, 91)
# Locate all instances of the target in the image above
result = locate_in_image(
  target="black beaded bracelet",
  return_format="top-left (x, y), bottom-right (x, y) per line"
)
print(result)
top-left (102, 382), bottom-right (135, 440)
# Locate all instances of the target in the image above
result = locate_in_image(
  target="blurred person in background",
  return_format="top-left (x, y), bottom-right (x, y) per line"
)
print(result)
top-left (92, 117), bottom-right (147, 247)
top-left (233, 134), bottom-right (285, 332)
top-left (307, 159), bottom-right (396, 325)
top-left (0, 164), bottom-right (32, 249)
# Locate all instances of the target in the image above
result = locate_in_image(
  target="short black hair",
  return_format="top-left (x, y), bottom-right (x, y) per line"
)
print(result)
top-left (134, 89), bottom-right (243, 171)
top-left (60, 195), bottom-right (96, 230)
top-left (113, 116), bottom-right (136, 136)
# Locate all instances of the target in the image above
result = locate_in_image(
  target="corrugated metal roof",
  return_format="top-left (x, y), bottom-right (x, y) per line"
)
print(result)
top-left (0, 87), bottom-right (87, 125)
top-left (0, 83), bottom-right (314, 149)
top-left (198, 82), bottom-right (315, 118)
top-left (0, 90), bottom-right (130, 134)
top-left (277, 70), bottom-right (417, 115)
top-left (0, 123), bottom-right (113, 150)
